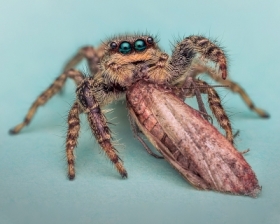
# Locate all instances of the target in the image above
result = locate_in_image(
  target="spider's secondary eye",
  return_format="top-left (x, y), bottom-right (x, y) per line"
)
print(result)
top-left (110, 42), bottom-right (118, 50)
top-left (119, 41), bottom-right (132, 54)
top-left (134, 39), bottom-right (147, 52)
top-left (147, 37), bottom-right (154, 44)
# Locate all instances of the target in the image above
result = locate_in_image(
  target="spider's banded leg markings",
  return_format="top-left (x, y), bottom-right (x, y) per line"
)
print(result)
top-left (77, 80), bottom-right (127, 178)
top-left (66, 102), bottom-right (81, 180)
top-left (170, 35), bottom-right (228, 82)
top-left (196, 80), bottom-right (234, 145)
top-left (184, 61), bottom-right (269, 119)
top-left (63, 46), bottom-right (100, 75)
top-left (9, 70), bottom-right (84, 134)
top-left (210, 76), bottom-right (270, 118)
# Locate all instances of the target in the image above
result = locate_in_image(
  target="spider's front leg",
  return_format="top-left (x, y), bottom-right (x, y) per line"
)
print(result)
top-left (169, 35), bottom-right (269, 118)
top-left (70, 78), bottom-right (127, 179)
top-left (169, 35), bottom-right (228, 85)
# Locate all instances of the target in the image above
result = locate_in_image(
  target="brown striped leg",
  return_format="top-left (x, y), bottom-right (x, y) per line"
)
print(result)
top-left (66, 101), bottom-right (81, 180)
top-left (170, 35), bottom-right (228, 83)
top-left (196, 79), bottom-right (234, 144)
top-left (181, 52), bottom-right (270, 119)
top-left (207, 75), bottom-right (270, 118)
top-left (76, 80), bottom-right (127, 178)
top-left (63, 46), bottom-right (100, 75)
top-left (9, 69), bottom-right (84, 134)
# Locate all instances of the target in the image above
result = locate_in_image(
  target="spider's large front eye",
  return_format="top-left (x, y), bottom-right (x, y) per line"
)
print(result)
top-left (134, 39), bottom-right (147, 52)
top-left (119, 41), bottom-right (132, 54)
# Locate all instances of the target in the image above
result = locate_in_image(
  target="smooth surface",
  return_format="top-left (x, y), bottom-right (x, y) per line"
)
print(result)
top-left (1, 1), bottom-right (279, 223)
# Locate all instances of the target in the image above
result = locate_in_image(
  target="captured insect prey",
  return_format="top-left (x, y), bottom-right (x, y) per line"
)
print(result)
top-left (9, 34), bottom-right (268, 196)
top-left (127, 80), bottom-right (261, 197)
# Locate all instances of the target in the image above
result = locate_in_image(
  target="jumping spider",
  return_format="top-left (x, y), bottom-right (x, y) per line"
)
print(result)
top-left (10, 34), bottom-right (269, 180)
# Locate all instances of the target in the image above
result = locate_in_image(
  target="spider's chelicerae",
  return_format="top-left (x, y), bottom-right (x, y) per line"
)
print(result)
top-left (10, 34), bottom-right (269, 179)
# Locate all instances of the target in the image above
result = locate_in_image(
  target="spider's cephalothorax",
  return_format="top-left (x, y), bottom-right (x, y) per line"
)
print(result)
top-left (10, 33), bottom-right (269, 179)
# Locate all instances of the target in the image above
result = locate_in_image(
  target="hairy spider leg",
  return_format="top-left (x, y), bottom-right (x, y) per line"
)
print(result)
top-left (168, 35), bottom-right (234, 140)
top-left (169, 35), bottom-right (269, 118)
top-left (9, 69), bottom-right (84, 134)
top-left (76, 79), bottom-right (127, 178)
top-left (169, 35), bottom-right (229, 84)
top-left (209, 75), bottom-right (270, 118)
top-left (188, 61), bottom-right (269, 118)
top-left (196, 79), bottom-right (234, 145)
top-left (63, 46), bottom-right (101, 75)
top-left (179, 75), bottom-right (234, 144)
top-left (66, 101), bottom-right (81, 179)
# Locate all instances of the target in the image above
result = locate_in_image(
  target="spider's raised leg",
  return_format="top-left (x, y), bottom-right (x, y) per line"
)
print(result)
top-left (169, 35), bottom-right (269, 118)
top-left (63, 46), bottom-right (100, 75)
top-left (9, 69), bottom-right (84, 134)
top-left (76, 79), bottom-right (127, 178)
top-left (169, 35), bottom-right (228, 85)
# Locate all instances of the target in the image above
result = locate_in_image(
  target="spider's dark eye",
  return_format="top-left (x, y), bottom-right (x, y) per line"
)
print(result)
top-left (110, 42), bottom-right (118, 50)
top-left (134, 39), bottom-right (147, 52)
top-left (147, 37), bottom-right (154, 44)
top-left (119, 41), bottom-right (132, 54)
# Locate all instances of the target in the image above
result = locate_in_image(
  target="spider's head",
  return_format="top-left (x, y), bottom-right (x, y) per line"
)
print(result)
top-left (102, 34), bottom-right (161, 65)
top-left (97, 34), bottom-right (166, 86)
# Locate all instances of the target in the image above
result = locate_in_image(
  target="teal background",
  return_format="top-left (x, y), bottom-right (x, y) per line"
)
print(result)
top-left (1, 1), bottom-right (279, 223)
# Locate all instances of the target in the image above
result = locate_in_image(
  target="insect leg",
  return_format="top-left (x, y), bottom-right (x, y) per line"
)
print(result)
top-left (129, 117), bottom-right (163, 159)
top-left (9, 69), bottom-right (84, 134)
top-left (66, 101), bottom-right (81, 180)
top-left (76, 79), bottom-right (127, 178)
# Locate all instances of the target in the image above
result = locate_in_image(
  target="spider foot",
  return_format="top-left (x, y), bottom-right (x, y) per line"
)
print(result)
top-left (9, 123), bottom-right (24, 135)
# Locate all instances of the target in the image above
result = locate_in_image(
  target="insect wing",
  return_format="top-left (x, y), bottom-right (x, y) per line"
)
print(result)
top-left (127, 81), bottom-right (261, 197)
